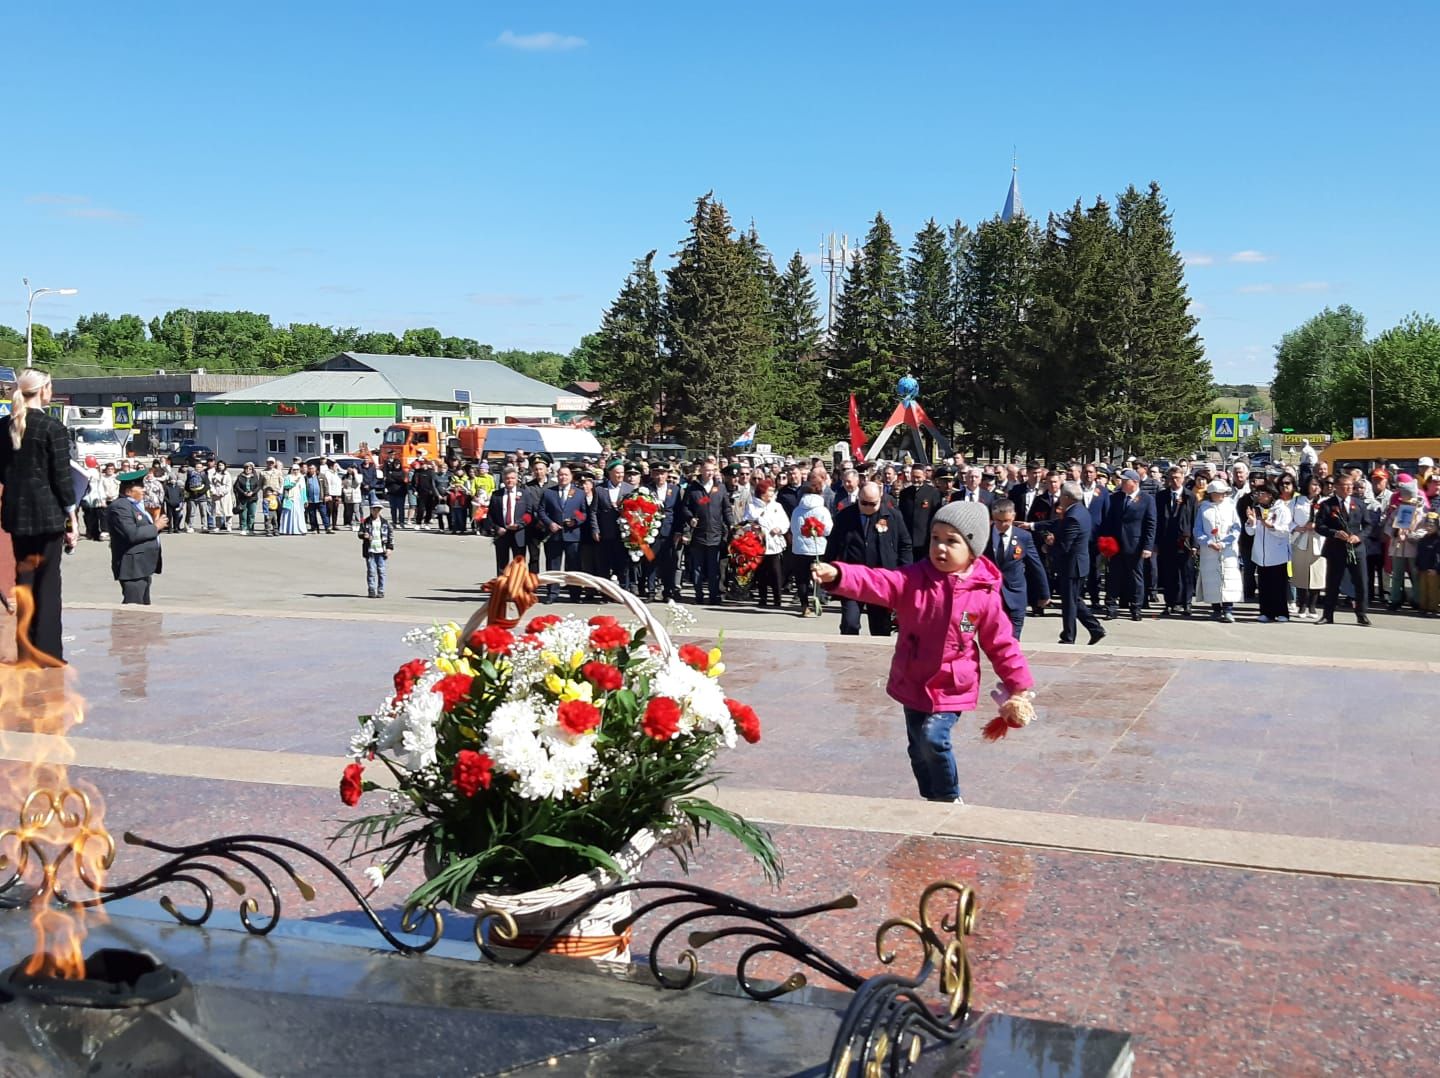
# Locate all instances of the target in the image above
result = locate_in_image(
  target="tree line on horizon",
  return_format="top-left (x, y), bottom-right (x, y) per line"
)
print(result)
top-left (0, 315), bottom-right (593, 390)
top-left (590, 183), bottom-right (1213, 458)
top-left (1270, 305), bottom-right (1440, 438)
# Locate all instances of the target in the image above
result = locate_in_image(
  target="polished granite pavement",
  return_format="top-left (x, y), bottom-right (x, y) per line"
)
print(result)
top-left (3, 606), bottom-right (1438, 1076)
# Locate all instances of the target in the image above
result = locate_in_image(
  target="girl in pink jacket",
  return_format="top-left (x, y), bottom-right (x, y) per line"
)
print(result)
top-left (814, 500), bottom-right (1035, 802)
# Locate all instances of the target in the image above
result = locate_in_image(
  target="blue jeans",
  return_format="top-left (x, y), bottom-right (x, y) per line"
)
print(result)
top-left (365, 553), bottom-right (388, 596)
top-left (902, 708), bottom-right (961, 801)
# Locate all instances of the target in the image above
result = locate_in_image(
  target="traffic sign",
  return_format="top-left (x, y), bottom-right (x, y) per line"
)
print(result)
top-left (0, 366), bottom-right (16, 385)
top-left (1210, 413), bottom-right (1239, 442)
top-left (112, 401), bottom-right (133, 429)
top-left (1352, 417), bottom-right (1370, 440)
top-left (0, 402), bottom-right (10, 418)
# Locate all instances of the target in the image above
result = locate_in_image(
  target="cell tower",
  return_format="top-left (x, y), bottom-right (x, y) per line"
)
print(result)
top-left (820, 232), bottom-right (861, 338)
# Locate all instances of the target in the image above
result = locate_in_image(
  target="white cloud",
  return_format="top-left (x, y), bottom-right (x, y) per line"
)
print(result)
top-left (1188, 300), bottom-right (1210, 315)
top-left (496, 30), bottom-right (586, 52)
top-left (1294, 281), bottom-right (1330, 292)
top-left (25, 193), bottom-right (88, 205)
top-left (318, 284), bottom-right (363, 295)
top-left (1229, 250), bottom-right (1270, 263)
top-left (1236, 281), bottom-right (1330, 296)
top-left (467, 293), bottom-right (544, 307)
top-left (1237, 283), bottom-right (1275, 294)
top-left (1181, 252), bottom-right (1215, 266)
top-left (26, 193), bottom-right (137, 221)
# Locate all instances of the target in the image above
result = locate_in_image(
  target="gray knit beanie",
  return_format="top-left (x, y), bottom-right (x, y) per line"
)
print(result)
top-left (930, 501), bottom-right (990, 557)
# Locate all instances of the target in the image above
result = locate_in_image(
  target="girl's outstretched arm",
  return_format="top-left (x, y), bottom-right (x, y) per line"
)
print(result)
top-left (817, 561), bottom-right (907, 610)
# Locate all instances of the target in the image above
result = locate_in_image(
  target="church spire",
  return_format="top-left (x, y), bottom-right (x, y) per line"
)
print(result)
top-left (1001, 151), bottom-right (1023, 222)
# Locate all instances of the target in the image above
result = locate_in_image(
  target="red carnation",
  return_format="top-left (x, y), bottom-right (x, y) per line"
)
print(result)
top-left (522, 512), bottom-right (533, 525)
top-left (678, 643), bottom-right (711, 672)
top-left (582, 661), bottom-right (624, 692)
top-left (452, 750), bottom-right (494, 798)
top-left (726, 698), bottom-right (761, 744)
top-left (557, 699), bottom-right (602, 735)
top-left (589, 623), bottom-right (631, 651)
top-left (470, 625), bottom-right (515, 655)
top-left (574, 510), bottom-right (586, 522)
top-left (642, 696), bottom-right (682, 740)
top-left (697, 495), bottom-right (711, 506)
top-left (588, 615), bottom-right (619, 628)
top-left (434, 673), bottom-right (475, 712)
top-left (526, 614), bottom-right (563, 633)
top-left (521, 633), bottom-right (542, 647)
top-left (393, 659), bottom-right (427, 700)
top-left (1097, 535), bottom-right (1120, 560)
top-left (340, 762), bottom-right (365, 806)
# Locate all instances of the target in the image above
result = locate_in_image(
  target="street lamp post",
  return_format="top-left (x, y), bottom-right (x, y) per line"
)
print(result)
top-left (23, 277), bottom-right (79, 368)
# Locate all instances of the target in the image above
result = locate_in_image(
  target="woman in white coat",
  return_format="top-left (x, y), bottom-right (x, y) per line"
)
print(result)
top-left (208, 461), bottom-right (236, 532)
top-left (743, 480), bottom-right (791, 608)
top-left (1243, 480), bottom-right (1292, 623)
top-left (1194, 479), bottom-right (1242, 622)
top-left (789, 490), bottom-right (833, 617)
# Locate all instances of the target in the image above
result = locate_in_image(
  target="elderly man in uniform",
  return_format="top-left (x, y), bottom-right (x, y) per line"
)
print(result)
top-left (107, 468), bottom-right (165, 605)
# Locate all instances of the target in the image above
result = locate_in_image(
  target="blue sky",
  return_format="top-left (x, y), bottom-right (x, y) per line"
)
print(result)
top-left (3, 1), bottom-right (1436, 384)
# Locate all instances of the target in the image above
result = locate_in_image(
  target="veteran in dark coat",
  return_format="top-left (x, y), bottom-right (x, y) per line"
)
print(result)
top-left (107, 469), bottom-right (164, 605)
top-left (826, 482), bottom-right (912, 636)
top-left (896, 464), bottom-right (940, 564)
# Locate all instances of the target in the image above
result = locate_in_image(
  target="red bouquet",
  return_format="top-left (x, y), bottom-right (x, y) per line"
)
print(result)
top-left (728, 523), bottom-right (766, 588)
top-left (800, 516), bottom-right (826, 539)
top-left (620, 489), bottom-right (662, 561)
top-left (1097, 535), bottom-right (1120, 560)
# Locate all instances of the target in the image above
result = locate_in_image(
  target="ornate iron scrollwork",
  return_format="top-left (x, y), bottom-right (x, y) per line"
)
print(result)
top-left (1, 824), bottom-right (979, 1076)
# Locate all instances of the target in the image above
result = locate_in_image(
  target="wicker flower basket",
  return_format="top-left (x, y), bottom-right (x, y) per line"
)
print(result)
top-left (431, 561), bottom-right (683, 962)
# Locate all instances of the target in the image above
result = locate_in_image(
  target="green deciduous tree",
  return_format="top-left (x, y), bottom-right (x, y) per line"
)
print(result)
top-left (1271, 305), bottom-right (1367, 432)
top-left (1330, 314), bottom-right (1440, 438)
top-left (398, 327), bottom-right (445, 356)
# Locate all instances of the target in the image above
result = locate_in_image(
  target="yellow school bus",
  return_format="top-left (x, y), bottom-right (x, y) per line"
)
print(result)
top-left (1320, 438), bottom-right (1440, 474)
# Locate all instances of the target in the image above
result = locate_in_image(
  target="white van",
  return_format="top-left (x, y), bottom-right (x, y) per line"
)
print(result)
top-left (456, 424), bottom-right (603, 462)
top-left (71, 426), bottom-right (129, 466)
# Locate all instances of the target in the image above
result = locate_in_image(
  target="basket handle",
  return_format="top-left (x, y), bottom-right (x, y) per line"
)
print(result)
top-left (459, 558), bottom-right (675, 658)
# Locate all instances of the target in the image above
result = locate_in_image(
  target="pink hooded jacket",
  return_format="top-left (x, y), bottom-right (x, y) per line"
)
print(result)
top-left (826, 556), bottom-right (1033, 713)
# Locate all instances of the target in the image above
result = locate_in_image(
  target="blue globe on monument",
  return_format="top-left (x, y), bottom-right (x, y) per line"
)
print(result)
top-left (897, 375), bottom-right (919, 403)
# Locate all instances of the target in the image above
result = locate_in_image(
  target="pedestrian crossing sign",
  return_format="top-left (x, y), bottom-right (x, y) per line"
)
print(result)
top-left (112, 401), bottom-right (133, 428)
top-left (0, 402), bottom-right (9, 418)
top-left (1210, 413), bottom-right (1239, 442)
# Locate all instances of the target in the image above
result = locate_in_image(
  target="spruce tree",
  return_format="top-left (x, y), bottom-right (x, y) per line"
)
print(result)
top-left (831, 212), bottom-right (907, 427)
top-left (906, 219), bottom-right (956, 436)
top-left (954, 215), bottom-right (1041, 455)
top-left (1113, 183), bottom-right (1212, 456)
top-left (665, 194), bottom-right (770, 450)
top-left (771, 250), bottom-right (825, 451)
top-left (591, 251), bottom-right (665, 440)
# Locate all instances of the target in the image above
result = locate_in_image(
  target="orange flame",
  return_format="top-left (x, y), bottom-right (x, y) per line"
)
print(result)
top-left (0, 585), bottom-right (111, 979)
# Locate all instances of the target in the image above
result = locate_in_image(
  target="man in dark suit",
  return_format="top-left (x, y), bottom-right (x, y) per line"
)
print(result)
top-left (641, 462), bottom-right (682, 602)
top-left (522, 458), bottom-right (553, 574)
top-left (951, 466), bottom-right (995, 508)
top-left (1154, 465), bottom-right (1196, 616)
top-left (107, 470), bottom-right (164, 605)
top-left (676, 460), bottom-right (733, 605)
top-left (1100, 468), bottom-right (1157, 621)
top-left (539, 462), bottom-right (587, 603)
top-left (983, 498), bottom-right (1049, 639)
top-left (1315, 473), bottom-right (1371, 625)
top-left (826, 481), bottom-right (912, 635)
top-left (897, 464), bottom-right (939, 564)
top-left (490, 467), bottom-right (529, 576)
top-left (590, 459), bottom-right (636, 592)
top-left (1007, 461), bottom-right (1046, 520)
top-left (1044, 482), bottom-right (1106, 646)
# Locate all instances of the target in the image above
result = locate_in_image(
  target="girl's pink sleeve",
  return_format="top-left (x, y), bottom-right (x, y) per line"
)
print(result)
top-left (976, 597), bottom-right (1034, 694)
top-left (825, 563), bottom-right (907, 609)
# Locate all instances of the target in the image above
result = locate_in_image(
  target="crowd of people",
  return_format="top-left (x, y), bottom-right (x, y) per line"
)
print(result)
top-left (69, 442), bottom-right (1440, 633)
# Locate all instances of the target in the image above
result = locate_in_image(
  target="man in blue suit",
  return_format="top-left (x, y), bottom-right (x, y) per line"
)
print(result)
top-left (1100, 468), bottom-right (1158, 622)
top-left (640, 462), bottom-right (682, 601)
top-left (590, 459), bottom-right (636, 592)
top-left (539, 462), bottom-right (588, 603)
top-left (1044, 482), bottom-right (1106, 645)
top-left (982, 499), bottom-right (1049, 639)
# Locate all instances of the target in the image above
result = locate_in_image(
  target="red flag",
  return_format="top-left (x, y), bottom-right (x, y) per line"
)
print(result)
top-left (848, 394), bottom-right (868, 463)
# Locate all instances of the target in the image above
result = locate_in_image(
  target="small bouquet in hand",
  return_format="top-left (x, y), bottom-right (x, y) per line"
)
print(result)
top-left (981, 684), bottom-right (1037, 742)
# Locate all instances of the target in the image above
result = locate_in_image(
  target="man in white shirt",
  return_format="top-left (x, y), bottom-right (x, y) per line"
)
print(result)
top-left (491, 467), bottom-right (528, 575)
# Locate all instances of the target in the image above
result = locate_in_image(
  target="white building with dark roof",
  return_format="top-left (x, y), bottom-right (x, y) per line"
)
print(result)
top-left (195, 352), bottom-right (566, 461)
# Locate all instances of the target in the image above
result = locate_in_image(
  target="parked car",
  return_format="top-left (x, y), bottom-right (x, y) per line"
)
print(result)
top-left (171, 442), bottom-right (214, 466)
top-left (304, 454), bottom-right (366, 474)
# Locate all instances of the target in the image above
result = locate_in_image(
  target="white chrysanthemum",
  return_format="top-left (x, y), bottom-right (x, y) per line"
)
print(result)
top-left (484, 726), bottom-right (547, 778)
top-left (487, 699), bottom-right (543, 740)
top-left (515, 757), bottom-right (572, 801)
top-left (349, 718), bottom-right (378, 760)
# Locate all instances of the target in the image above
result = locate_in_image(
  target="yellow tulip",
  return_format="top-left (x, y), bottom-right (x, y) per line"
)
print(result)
top-left (439, 628), bottom-right (459, 656)
top-left (569, 649), bottom-right (586, 671)
top-left (559, 680), bottom-right (594, 703)
top-left (544, 673), bottom-right (566, 696)
top-left (708, 647), bottom-right (723, 667)
top-left (707, 662), bottom-right (726, 678)
top-left (436, 658), bottom-right (456, 675)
